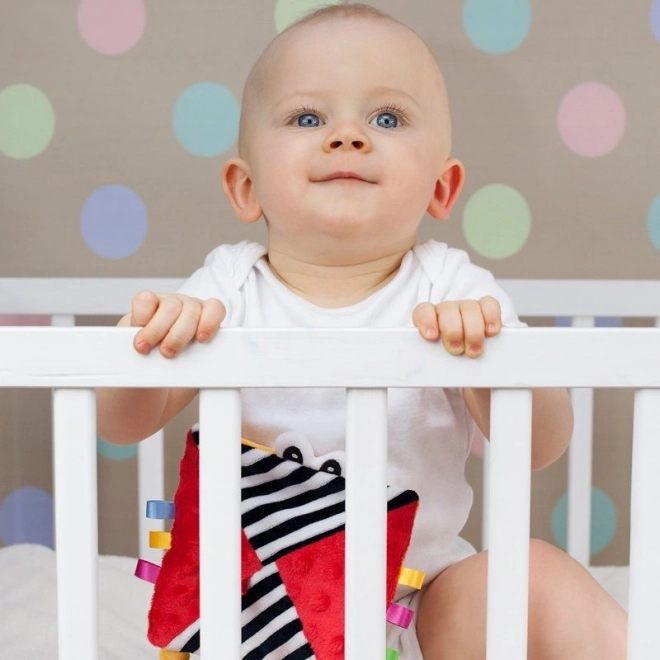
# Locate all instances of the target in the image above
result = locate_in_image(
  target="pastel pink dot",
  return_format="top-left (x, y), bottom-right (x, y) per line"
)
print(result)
top-left (77, 0), bottom-right (146, 55)
top-left (0, 315), bottom-right (50, 326)
top-left (557, 82), bottom-right (626, 157)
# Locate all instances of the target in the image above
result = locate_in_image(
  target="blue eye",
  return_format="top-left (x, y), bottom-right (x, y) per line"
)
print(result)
top-left (297, 113), bottom-right (322, 127)
top-left (374, 112), bottom-right (398, 129)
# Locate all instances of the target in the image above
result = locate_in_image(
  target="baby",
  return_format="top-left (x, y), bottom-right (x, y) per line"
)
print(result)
top-left (97, 3), bottom-right (627, 658)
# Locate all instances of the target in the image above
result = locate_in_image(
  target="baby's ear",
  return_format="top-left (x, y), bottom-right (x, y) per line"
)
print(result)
top-left (426, 158), bottom-right (465, 221)
top-left (221, 158), bottom-right (263, 224)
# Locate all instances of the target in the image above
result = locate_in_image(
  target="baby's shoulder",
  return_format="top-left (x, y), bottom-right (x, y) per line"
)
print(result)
top-left (413, 239), bottom-right (477, 282)
top-left (201, 240), bottom-right (267, 284)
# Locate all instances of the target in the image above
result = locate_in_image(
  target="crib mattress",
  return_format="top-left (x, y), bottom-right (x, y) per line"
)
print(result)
top-left (0, 544), bottom-right (154, 660)
top-left (0, 544), bottom-right (629, 659)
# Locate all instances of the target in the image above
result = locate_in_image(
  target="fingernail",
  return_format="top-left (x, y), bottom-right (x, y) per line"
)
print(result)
top-left (136, 342), bottom-right (150, 354)
top-left (450, 342), bottom-right (463, 353)
top-left (487, 324), bottom-right (496, 334)
top-left (197, 332), bottom-right (209, 342)
top-left (425, 328), bottom-right (438, 339)
top-left (161, 347), bottom-right (175, 358)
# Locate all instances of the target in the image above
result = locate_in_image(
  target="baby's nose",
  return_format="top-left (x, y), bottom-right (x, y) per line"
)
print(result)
top-left (328, 137), bottom-right (366, 150)
top-left (323, 123), bottom-right (371, 152)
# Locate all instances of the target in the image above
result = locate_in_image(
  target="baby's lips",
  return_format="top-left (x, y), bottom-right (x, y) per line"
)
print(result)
top-left (313, 170), bottom-right (376, 183)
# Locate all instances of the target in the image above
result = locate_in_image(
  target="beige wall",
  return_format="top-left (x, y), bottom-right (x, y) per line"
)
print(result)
top-left (2, 1), bottom-right (659, 562)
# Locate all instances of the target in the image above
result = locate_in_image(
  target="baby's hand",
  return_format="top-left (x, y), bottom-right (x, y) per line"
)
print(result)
top-left (412, 297), bottom-right (502, 358)
top-left (121, 291), bottom-right (225, 358)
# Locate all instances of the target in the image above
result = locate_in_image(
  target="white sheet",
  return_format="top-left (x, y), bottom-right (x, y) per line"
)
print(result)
top-left (589, 565), bottom-right (629, 611)
top-left (0, 543), bottom-right (155, 660)
top-left (0, 544), bottom-right (630, 659)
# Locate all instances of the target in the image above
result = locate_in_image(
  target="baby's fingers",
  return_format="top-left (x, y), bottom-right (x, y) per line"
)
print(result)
top-left (158, 297), bottom-right (225, 357)
top-left (480, 296), bottom-right (502, 337)
top-left (134, 295), bottom-right (187, 355)
top-left (195, 298), bottom-right (226, 342)
top-left (459, 300), bottom-right (487, 358)
top-left (412, 302), bottom-right (440, 341)
top-left (130, 290), bottom-right (161, 327)
top-left (436, 301), bottom-right (466, 355)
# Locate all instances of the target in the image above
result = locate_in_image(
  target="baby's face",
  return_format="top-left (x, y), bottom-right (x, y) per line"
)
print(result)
top-left (241, 17), bottom-right (456, 262)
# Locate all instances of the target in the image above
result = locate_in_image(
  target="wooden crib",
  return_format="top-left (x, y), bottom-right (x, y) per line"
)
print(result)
top-left (1, 277), bottom-right (660, 660)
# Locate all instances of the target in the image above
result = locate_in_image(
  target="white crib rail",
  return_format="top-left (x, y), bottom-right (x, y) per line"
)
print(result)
top-left (1, 326), bottom-right (660, 660)
top-left (4, 277), bottom-right (660, 317)
top-left (3, 276), bottom-right (660, 566)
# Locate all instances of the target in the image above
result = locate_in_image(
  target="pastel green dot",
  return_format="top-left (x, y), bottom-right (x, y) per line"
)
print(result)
top-left (0, 84), bottom-right (55, 159)
top-left (274, 0), bottom-right (341, 33)
top-left (462, 184), bottom-right (531, 259)
top-left (97, 436), bottom-right (138, 461)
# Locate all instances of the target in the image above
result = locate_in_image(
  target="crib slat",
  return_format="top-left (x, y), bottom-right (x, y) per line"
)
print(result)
top-left (51, 314), bottom-right (75, 327)
top-left (52, 388), bottom-right (99, 659)
top-left (486, 388), bottom-right (533, 660)
top-left (199, 389), bottom-right (242, 659)
top-left (137, 430), bottom-right (165, 561)
top-left (345, 388), bottom-right (388, 660)
top-left (567, 386), bottom-right (593, 565)
top-left (567, 313), bottom-right (595, 566)
top-left (627, 389), bottom-right (660, 659)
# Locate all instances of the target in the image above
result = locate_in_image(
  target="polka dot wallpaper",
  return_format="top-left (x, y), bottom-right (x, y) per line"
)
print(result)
top-left (1, 1), bottom-right (658, 561)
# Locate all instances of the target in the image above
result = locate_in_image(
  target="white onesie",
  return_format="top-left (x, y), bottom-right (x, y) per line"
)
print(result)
top-left (177, 238), bottom-right (524, 592)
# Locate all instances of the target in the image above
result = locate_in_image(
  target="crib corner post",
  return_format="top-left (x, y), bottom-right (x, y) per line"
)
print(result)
top-left (52, 387), bottom-right (99, 659)
top-left (627, 388), bottom-right (660, 659)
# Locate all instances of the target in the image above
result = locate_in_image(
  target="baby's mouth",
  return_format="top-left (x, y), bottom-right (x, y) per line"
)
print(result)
top-left (314, 171), bottom-right (375, 183)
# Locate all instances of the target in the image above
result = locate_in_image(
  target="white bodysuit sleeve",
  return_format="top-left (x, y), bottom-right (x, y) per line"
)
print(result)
top-left (175, 241), bottom-right (267, 327)
top-left (418, 241), bottom-right (526, 328)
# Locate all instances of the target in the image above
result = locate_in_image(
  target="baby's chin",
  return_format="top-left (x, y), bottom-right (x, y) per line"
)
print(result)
top-left (270, 225), bottom-right (416, 263)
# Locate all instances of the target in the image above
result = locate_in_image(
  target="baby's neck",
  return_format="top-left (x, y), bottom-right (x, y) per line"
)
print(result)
top-left (266, 247), bottom-right (409, 308)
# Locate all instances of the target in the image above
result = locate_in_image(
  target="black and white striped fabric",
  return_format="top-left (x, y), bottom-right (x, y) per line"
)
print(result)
top-left (238, 443), bottom-right (418, 660)
top-left (242, 444), bottom-right (348, 564)
top-left (242, 562), bottom-right (315, 659)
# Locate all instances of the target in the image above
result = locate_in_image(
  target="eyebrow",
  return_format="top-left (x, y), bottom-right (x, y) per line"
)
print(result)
top-left (272, 86), bottom-right (421, 112)
top-left (368, 86), bottom-right (420, 107)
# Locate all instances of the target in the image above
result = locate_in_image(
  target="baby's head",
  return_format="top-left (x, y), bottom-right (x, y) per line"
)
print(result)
top-left (223, 3), bottom-right (464, 263)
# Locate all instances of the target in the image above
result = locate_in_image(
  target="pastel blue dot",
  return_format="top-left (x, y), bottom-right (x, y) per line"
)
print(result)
top-left (173, 82), bottom-right (239, 157)
top-left (80, 185), bottom-right (148, 260)
top-left (97, 435), bottom-right (138, 461)
top-left (595, 317), bottom-right (622, 328)
top-left (555, 317), bottom-right (622, 327)
top-left (551, 487), bottom-right (617, 557)
top-left (0, 487), bottom-right (54, 548)
top-left (463, 0), bottom-right (531, 54)
top-left (651, 0), bottom-right (660, 42)
top-left (648, 194), bottom-right (660, 251)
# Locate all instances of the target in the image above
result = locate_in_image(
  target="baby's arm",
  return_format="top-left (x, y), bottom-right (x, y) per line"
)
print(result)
top-left (413, 298), bottom-right (573, 471)
top-left (96, 291), bottom-right (225, 445)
